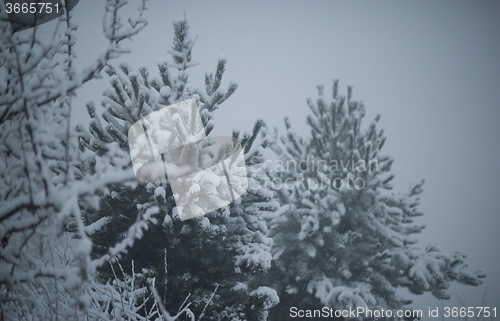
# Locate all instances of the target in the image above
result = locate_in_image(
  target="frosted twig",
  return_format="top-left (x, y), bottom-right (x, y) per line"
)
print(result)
top-left (198, 283), bottom-right (219, 321)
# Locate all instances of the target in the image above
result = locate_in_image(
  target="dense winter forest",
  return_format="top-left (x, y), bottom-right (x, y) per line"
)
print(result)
top-left (0, 1), bottom-right (490, 320)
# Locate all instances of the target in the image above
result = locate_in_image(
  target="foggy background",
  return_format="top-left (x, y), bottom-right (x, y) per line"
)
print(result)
top-left (63, 0), bottom-right (499, 314)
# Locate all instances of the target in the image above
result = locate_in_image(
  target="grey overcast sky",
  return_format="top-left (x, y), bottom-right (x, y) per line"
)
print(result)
top-left (66, 0), bottom-right (499, 313)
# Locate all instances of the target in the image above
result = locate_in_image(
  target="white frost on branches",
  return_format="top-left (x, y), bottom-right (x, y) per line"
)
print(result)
top-left (0, 1), bottom-right (194, 320)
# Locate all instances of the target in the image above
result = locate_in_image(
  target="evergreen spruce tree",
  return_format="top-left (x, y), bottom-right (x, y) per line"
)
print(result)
top-left (76, 20), bottom-right (278, 320)
top-left (264, 82), bottom-right (485, 320)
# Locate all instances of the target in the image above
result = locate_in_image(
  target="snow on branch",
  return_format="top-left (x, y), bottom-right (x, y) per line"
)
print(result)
top-left (0, 1), bottom-right (195, 319)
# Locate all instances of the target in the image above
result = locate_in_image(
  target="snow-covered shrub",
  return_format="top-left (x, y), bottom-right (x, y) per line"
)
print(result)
top-left (0, 1), bottom-right (193, 320)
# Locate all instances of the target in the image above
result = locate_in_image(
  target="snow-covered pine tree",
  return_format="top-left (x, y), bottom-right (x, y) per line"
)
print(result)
top-left (264, 81), bottom-right (485, 320)
top-left (77, 19), bottom-right (278, 320)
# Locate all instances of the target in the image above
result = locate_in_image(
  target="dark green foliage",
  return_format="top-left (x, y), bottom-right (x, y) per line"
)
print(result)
top-left (77, 20), bottom-right (278, 320)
